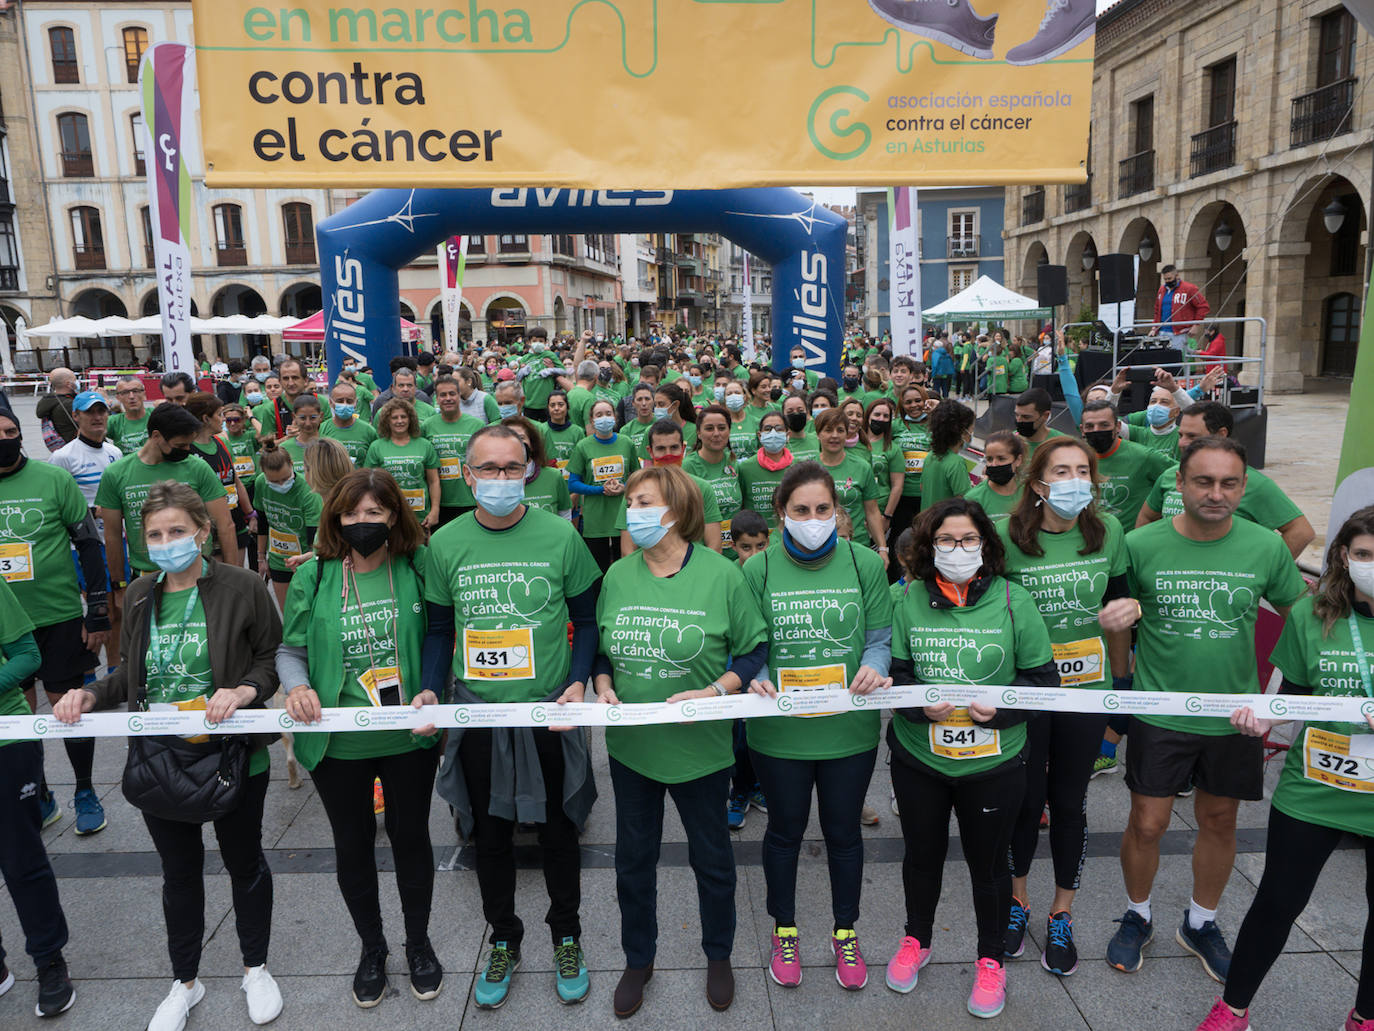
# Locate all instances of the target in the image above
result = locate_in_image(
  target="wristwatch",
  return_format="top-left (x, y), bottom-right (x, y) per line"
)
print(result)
top-left (707, 681), bottom-right (727, 697)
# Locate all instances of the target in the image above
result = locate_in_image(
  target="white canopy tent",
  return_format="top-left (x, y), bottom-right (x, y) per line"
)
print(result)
top-left (21, 314), bottom-right (296, 339)
top-left (922, 275), bottom-right (1051, 322)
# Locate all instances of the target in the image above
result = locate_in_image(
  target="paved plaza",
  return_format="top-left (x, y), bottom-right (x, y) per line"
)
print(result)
top-left (0, 384), bottom-right (1363, 1030)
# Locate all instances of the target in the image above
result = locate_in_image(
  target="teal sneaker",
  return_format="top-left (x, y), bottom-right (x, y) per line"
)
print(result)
top-left (474, 942), bottom-right (519, 1009)
top-left (73, 788), bottom-right (107, 836)
top-left (553, 936), bottom-right (589, 1004)
top-left (39, 790), bottom-right (61, 830)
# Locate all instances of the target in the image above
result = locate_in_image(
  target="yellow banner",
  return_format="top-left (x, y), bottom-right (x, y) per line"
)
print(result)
top-left (189, 0), bottom-right (1094, 188)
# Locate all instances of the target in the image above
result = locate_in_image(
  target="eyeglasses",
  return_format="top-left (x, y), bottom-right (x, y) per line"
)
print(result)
top-left (469, 462), bottom-right (527, 479)
top-left (223, 417), bottom-right (244, 425)
top-left (932, 535), bottom-right (982, 553)
top-left (116, 388), bottom-right (145, 397)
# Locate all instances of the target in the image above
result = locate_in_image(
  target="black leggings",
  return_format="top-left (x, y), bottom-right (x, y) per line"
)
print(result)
top-left (142, 770), bottom-right (271, 982)
top-left (584, 535), bottom-right (621, 574)
top-left (1224, 806), bottom-right (1374, 1015)
top-left (1009, 712), bottom-right (1108, 890)
top-left (891, 755), bottom-right (1024, 960)
top-left (887, 495), bottom-right (922, 583)
top-left (310, 747), bottom-right (440, 951)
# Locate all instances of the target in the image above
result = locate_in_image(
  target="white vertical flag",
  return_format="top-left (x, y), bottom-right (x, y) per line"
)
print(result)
top-left (888, 186), bottom-right (921, 357)
top-left (742, 253), bottom-right (755, 359)
top-left (438, 235), bottom-right (468, 354)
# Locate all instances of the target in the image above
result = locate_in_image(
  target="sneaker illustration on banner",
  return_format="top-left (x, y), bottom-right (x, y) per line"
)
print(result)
top-left (865, 0), bottom-right (1095, 66)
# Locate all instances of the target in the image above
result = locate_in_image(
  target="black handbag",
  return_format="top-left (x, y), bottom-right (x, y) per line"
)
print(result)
top-left (121, 729), bottom-right (250, 824)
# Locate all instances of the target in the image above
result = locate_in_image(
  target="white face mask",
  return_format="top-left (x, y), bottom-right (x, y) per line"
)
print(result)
top-left (784, 514), bottom-right (836, 552)
top-left (1350, 557), bottom-right (1374, 599)
top-left (933, 547), bottom-right (983, 584)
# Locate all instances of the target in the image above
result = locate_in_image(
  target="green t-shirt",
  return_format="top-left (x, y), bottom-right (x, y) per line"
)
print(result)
top-left (920, 449), bottom-right (973, 510)
top-left (597, 545), bottom-right (767, 783)
top-left (737, 456), bottom-right (791, 531)
top-left (1023, 427), bottom-right (1067, 464)
top-left (521, 355), bottom-right (560, 409)
top-left (252, 473), bottom-right (322, 573)
top-left (108, 412), bottom-right (150, 455)
top-left (1007, 356), bottom-right (1028, 393)
top-left (622, 417), bottom-right (656, 448)
top-left (1269, 597), bottom-right (1374, 838)
top-left (820, 451), bottom-right (884, 546)
top-left (891, 577), bottom-right (1053, 776)
top-left (1124, 412), bottom-right (1180, 459)
top-left (682, 452), bottom-right (744, 556)
top-left (421, 412), bottom-right (484, 507)
top-left (280, 436), bottom-right (312, 478)
top-left (1126, 517), bottom-right (1306, 734)
top-left (523, 466), bottom-right (573, 515)
top-left (566, 386), bottom-right (596, 431)
top-left (0, 460), bottom-right (90, 627)
top-left (222, 431), bottom-right (260, 494)
top-left (541, 422), bottom-right (586, 476)
top-left (95, 453), bottom-right (225, 574)
top-left (426, 507), bottom-right (601, 702)
top-left (567, 433), bottom-right (640, 539)
top-left (784, 431), bottom-right (820, 464)
top-left (363, 436), bottom-right (440, 515)
top-left (1144, 464), bottom-right (1304, 530)
top-left (893, 419), bottom-right (932, 498)
top-left (987, 355), bottom-right (1009, 394)
top-left (321, 417), bottom-right (378, 466)
top-left (727, 416), bottom-right (758, 461)
top-left (997, 515), bottom-right (1127, 688)
top-left (0, 576), bottom-right (37, 747)
top-left (1094, 439), bottom-right (1173, 530)
top-left (868, 440), bottom-right (896, 497)
top-left (966, 481), bottom-right (1021, 521)
top-left (744, 541), bottom-right (892, 759)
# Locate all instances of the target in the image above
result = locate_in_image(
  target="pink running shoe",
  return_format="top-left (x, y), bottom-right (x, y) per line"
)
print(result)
top-left (967, 957), bottom-right (1006, 1019)
top-left (1196, 997), bottom-right (1250, 1031)
top-left (832, 929), bottom-right (867, 990)
top-left (1346, 1009), bottom-right (1374, 1031)
top-left (884, 936), bottom-right (931, 993)
top-left (769, 927), bottom-right (802, 987)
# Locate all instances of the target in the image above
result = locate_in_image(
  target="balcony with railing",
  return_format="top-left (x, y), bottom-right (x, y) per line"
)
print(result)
top-left (1190, 121), bottom-right (1236, 178)
top-left (1064, 178), bottom-right (1092, 213)
top-left (285, 241), bottom-right (316, 265)
top-left (947, 234), bottom-right (980, 258)
top-left (1291, 77), bottom-right (1356, 148)
top-left (1118, 150), bottom-right (1154, 198)
top-left (73, 245), bottom-right (105, 270)
top-left (1021, 189), bottom-right (1045, 226)
top-left (0, 267), bottom-right (17, 291)
top-left (216, 244), bottom-right (247, 267)
top-left (61, 151), bottom-right (93, 178)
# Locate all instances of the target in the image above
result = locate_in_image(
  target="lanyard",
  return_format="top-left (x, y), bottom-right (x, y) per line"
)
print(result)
top-left (343, 554), bottom-right (402, 694)
top-left (148, 560), bottom-right (205, 676)
top-left (1349, 613), bottom-right (1373, 699)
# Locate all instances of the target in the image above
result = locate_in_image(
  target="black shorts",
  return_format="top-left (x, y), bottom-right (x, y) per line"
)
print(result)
top-left (439, 505), bottom-right (474, 526)
top-left (1124, 717), bottom-right (1264, 801)
top-left (21, 616), bottom-right (98, 692)
top-left (269, 567), bottom-right (295, 584)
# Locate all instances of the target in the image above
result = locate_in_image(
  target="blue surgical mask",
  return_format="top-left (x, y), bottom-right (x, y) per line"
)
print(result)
top-left (760, 429), bottom-right (787, 454)
top-left (1043, 477), bottom-right (1095, 519)
top-left (148, 535), bottom-right (202, 573)
top-left (713, 386), bottom-right (726, 401)
top-left (653, 406), bottom-right (670, 421)
top-left (333, 403), bottom-right (355, 420)
top-left (245, 391), bottom-right (264, 405)
top-left (473, 476), bottom-right (524, 517)
top-left (497, 403), bottom-right (519, 419)
top-left (254, 371), bottom-right (269, 382)
top-left (1145, 403), bottom-right (1171, 427)
top-left (626, 505), bottom-right (674, 549)
top-left (689, 375), bottom-right (702, 388)
top-left (267, 476), bottom-right (295, 494)
top-left (593, 415), bottom-right (616, 436)
top-left (725, 394), bottom-right (745, 411)
top-left (811, 407), bottom-right (825, 419)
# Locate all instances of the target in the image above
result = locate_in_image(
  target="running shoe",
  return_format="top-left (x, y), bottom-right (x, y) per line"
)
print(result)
top-left (1346, 1010), bottom-right (1374, 1031)
top-left (890, 789), bottom-right (900, 817)
top-left (553, 937), bottom-right (589, 1004)
top-left (39, 790), bottom-right (61, 830)
top-left (1004, 0), bottom-right (1096, 65)
top-left (1041, 911), bottom-right (1079, 976)
top-left (749, 788), bottom-right (768, 814)
top-left (1177, 783), bottom-right (1196, 798)
top-left (35, 955), bottom-right (75, 1018)
top-left (146, 979), bottom-right (200, 1030)
top-left (1177, 913), bottom-right (1231, 984)
top-left (1106, 910), bottom-right (1153, 972)
top-left (474, 942), bottom-right (519, 1009)
top-left (1039, 807), bottom-right (1050, 829)
top-left (405, 939), bottom-right (443, 1001)
top-left (0, 961), bottom-right (11, 998)
top-left (967, 957), bottom-right (1006, 1018)
top-left (1091, 754), bottom-right (1119, 777)
top-left (860, 805), bottom-right (880, 826)
top-left (241, 965), bottom-right (283, 1025)
top-left (373, 778), bottom-right (385, 814)
top-left (1196, 997), bottom-right (1251, 1031)
top-left (352, 944), bottom-right (389, 1008)
top-left (727, 793), bottom-right (749, 831)
top-left (72, 788), bottom-right (106, 836)
top-left (832, 928), bottom-right (867, 990)
top-left (884, 936), bottom-right (931, 993)
top-left (1004, 897), bottom-right (1029, 958)
top-left (770, 927), bottom-right (802, 987)
top-left (867, 0), bottom-right (998, 60)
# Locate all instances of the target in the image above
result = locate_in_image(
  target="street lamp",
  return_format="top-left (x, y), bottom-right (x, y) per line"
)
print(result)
top-left (1213, 219), bottom-right (1234, 253)
top-left (1137, 236), bottom-right (1155, 262)
top-left (1323, 198), bottom-right (1347, 234)
top-left (1081, 241), bottom-right (1097, 272)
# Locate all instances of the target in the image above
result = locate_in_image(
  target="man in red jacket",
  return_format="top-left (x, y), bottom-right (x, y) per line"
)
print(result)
top-left (1153, 265), bottom-right (1211, 347)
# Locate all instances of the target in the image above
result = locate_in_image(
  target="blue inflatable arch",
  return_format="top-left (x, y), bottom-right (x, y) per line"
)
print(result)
top-left (316, 188), bottom-right (847, 390)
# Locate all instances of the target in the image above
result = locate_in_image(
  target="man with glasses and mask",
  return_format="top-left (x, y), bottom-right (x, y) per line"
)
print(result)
top-left (422, 424), bottom-right (601, 1011)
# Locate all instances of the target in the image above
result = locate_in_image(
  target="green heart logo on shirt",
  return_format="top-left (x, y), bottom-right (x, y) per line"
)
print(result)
top-left (1069, 572), bottom-right (1108, 613)
top-left (506, 576), bottom-right (553, 618)
top-left (818, 602), bottom-right (860, 642)
top-left (1097, 482), bottom-right (1130, 511)
top-left (955, 641), bottom-right (1006, 682)
top-left (2, 506), bottom-right (46, 541)
top-left (658, 623), bottom-right (706, 665)
top-left (1208, 585), bottom-right (1255, 625)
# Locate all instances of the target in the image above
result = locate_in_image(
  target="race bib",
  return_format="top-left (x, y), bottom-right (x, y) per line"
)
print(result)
top-left (400, 486), bottom-right (425, 511)
top-left (592, 456), bottom-right (625, 484)
top-left (556, 459), bottom-right (570, 481)
top-left (357, 665), bottom-right (402, 707)
top-left (1051, 638), bottom-right (1106, 687)
top-left (149, 696), bottom-right (209, 743)
top-left (777, 663), bottom-right (847, 718)
top-left (438, 456), bottom-right (463, 481)
top-left (225, 483), bottom-right (239, 510)
top-left (719, 518), bottom-right (733, 548)
top-left (903, 450), bottom-right (927, 475)
top-left (232, 455), bottom-right (256, 478)
top-left (0, 541), bottom-right (35, 583)
top-left (268, 527), bottom-right (301, 558)
top-left (1303, 727), bottom-right (1374, 793)
top-left (929, 708), bottom-right (1001, 760)
top-left (463, 627), bottom-right (536, 681)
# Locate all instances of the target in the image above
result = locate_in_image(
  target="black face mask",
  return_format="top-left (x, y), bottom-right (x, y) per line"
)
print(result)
top-left (340, 521), bottom-right (391, 558)
top-left (1014, 419), bottom-right (1039, 438)
top-left (1084, 429), bottom-right (1116, 455)
top-left (598, 369), bottom-right (613, 383)
top-left (163, 445), bottom-right (192, 463)
top-left (0, 436), bottom-right (21, 467)
top-left (769, 387), bottom-right (783, 401)
top-left (985, 463), bottom-right (1017, 486)
top-left (868, 418), bottom-right (890, 436)
top-left (784, 411), bottom-right (807, 433)
top-left (842, 376), bottom-right (860, 391)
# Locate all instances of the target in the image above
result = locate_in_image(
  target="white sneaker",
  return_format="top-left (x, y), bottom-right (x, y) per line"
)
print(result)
top-left (241, 965), bottom-right (283, 1025)
top-left (148, 979), bottom-right (205, 1031)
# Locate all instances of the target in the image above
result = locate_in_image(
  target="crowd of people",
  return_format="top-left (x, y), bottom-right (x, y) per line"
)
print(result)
top-left (0, 323), bottom-right (1367, 1031)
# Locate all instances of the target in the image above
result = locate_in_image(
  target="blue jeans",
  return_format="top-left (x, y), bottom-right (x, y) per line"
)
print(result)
top-left (750, 747), bottom-right (877, 930)
top-left (610, 758), bottom-right (735, 968)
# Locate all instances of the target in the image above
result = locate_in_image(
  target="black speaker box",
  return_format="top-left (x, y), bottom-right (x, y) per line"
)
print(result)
top-left (1037, 264), bottom-right (1068, 308)
top-left (1098, 254), bottom-right (1136, 304)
